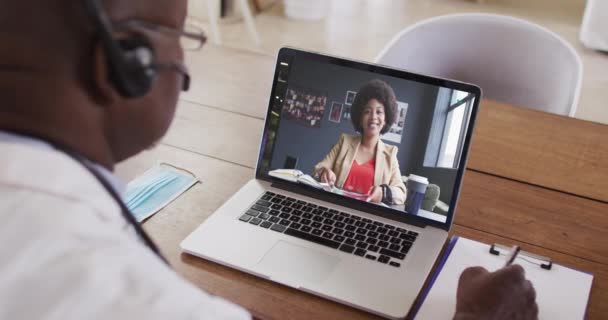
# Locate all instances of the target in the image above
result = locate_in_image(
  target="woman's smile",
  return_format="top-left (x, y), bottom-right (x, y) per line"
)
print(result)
top-left (362, 98), bottom-right (385, 136)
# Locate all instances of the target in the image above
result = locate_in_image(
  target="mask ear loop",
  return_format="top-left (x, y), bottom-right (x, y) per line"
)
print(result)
top-left (159, 162), bottom-right (201, 183)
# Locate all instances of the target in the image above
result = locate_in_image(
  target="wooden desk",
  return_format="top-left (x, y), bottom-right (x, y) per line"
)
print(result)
top-left (116, 45), bottom-right (608, 319)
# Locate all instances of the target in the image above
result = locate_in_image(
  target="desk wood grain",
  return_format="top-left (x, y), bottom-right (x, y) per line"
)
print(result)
top-left (455, 170), bottom-right (608, 265)
top-left (164, 100), bottom-right (263, 168)
top-left (470, 100), bottom-right (608, 203)
top-left (182, 45), bottom-right (274, 119)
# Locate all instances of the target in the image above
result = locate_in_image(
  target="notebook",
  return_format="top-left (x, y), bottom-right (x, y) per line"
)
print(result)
top-left (413, 236), bottom-right (594, 319)
top-left (268, 169), bottom-right (376, 202)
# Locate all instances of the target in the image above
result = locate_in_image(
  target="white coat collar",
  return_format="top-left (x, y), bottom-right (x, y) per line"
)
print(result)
top-left (0, 130), bottom-right (125, 195)
top-left (0, 139), bottom-right (125, 224)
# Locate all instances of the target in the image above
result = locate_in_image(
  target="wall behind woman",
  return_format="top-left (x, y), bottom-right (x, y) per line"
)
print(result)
top-left (270, 57), bottom-right (440, 177)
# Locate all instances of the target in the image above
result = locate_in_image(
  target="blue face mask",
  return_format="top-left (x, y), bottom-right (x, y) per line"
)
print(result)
top-left (124, 165), bottom-right (199, 222)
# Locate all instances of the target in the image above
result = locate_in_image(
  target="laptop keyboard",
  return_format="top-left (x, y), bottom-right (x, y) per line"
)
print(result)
top-left (238, 191), bottom-right (419, 268)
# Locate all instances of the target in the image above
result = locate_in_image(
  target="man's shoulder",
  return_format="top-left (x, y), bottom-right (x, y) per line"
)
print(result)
top-left (0, 142), bottom-right (121, 218)
top-left (0, 185), bottom-right (120, 238)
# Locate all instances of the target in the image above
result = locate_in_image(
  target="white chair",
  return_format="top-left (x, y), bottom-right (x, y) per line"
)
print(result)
top-left (205, 0), bottom-right (261, 46)
top-left (375, 14), bottom-right (582, 117)
top-left (580, 0), bottom-right (608, 52)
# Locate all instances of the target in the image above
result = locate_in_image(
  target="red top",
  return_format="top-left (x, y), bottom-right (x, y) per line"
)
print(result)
top-left (343, 158), bottom-right (376, 195)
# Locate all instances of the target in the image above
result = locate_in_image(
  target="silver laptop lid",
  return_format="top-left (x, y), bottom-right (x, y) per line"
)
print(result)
top-left (255, 47), bottom-right (481, 231)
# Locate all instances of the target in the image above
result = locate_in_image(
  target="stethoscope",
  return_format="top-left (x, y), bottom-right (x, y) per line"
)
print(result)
top-left (5, 130), bottom-right (169, 266)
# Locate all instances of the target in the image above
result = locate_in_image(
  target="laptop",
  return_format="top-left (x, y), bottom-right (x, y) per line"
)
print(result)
top-left (181, 47), bottom-right (481, 319)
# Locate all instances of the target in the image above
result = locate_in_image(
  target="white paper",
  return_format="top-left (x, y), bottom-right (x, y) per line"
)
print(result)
top-left (415, 237), bottom-right (593, 319)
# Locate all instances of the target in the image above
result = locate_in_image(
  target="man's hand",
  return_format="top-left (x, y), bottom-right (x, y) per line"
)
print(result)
top-left (454, 265), bottom-right (538, 320)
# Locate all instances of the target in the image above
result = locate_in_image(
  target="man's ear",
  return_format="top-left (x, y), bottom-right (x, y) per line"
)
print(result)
top-left (92, 42), bottom-right (120, 104)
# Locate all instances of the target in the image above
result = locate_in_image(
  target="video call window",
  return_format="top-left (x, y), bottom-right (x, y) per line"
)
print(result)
top-left (261, 55), bottom-right (476, 224)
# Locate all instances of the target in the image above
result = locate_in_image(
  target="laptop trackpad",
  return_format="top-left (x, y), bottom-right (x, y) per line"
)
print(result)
top-left (256, 240), bottom-right (340, 287)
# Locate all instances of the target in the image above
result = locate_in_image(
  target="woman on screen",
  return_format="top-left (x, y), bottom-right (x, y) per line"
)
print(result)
top-left (314, 79), bottom-right (406, 204)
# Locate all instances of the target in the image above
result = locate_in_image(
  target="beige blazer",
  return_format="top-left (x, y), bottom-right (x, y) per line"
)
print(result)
top-left (314, 134), bottom-right (407, 204)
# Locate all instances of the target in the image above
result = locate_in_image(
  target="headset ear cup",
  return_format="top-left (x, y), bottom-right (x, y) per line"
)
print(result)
top-left (114, 36), bottom-right (157, 98)
top-left (85, 0), bottom-right (155, 98)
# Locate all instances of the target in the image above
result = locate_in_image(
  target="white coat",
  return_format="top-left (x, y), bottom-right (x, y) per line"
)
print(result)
top-left (0, 136), bottom-right (250, 320)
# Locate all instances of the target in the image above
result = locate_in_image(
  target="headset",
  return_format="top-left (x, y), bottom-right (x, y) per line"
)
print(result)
top-left (84, 0), bottom-right (157, 98)
top-left (78, 0), bottom-right (169, 264)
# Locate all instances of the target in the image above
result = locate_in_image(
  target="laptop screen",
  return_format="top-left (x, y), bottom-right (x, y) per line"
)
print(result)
top-left (256, 48), bottom-right (481, 230)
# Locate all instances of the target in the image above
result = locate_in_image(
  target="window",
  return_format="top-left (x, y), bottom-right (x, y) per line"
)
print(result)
top-left (424, 89), bottom-right (474, 169)
top-left (437, 91), bottom-right (474, 168)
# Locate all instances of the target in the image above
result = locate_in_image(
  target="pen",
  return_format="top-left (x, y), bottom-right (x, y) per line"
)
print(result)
top-left (504, 245), bottom-right (521, 267)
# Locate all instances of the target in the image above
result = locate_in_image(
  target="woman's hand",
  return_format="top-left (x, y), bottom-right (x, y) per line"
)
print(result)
top-left (366, 186), bottom-right (383, 203)
top-left (319, 167), bottom-right (336, 187)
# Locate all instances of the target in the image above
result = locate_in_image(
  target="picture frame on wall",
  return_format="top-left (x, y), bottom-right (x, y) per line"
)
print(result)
top-left (281, 86), bottom-right (327, 128)
top-left (345, 90), bottom-right (357, 105)
top-left (342, 105), bottom-right (351, 120)
top-left (329, 102), bottom-right (343, 123)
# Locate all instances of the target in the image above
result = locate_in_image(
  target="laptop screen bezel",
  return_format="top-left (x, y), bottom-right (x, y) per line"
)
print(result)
top-left (255, 47), bottom-right (481, 231)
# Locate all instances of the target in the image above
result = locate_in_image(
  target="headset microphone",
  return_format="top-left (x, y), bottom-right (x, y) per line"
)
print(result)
top-left (84, 0), bottom-right (157, 98)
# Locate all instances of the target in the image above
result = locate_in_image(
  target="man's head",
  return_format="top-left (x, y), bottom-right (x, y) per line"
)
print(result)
top-left (0, 0), bottom-right (193, 168)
